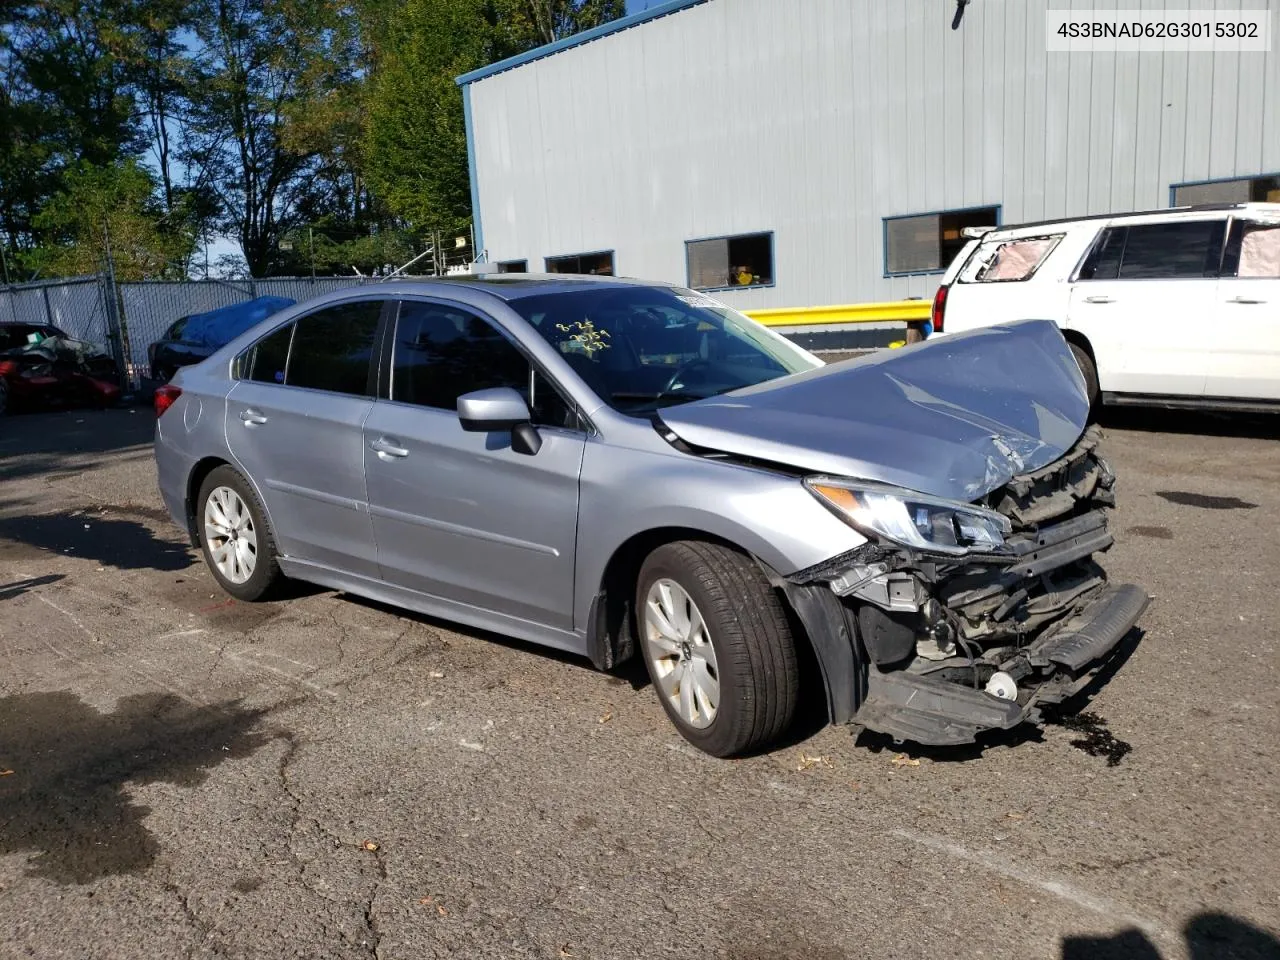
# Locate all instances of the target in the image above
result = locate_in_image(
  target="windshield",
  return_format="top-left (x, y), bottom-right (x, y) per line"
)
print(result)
top-left (507, 286), bottom-right (821, 414)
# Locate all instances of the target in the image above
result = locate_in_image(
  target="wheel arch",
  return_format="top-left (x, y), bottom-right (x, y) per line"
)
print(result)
top-left (585, 526), bottom-right (862, 725)
top-left (1061, 327), bottom-right (1095, 363)
top-left (185, 456), bottom-right (276, 548)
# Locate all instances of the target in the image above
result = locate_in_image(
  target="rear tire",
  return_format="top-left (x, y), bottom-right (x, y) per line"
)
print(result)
top-left (196, 465), bottom-right (283, 602)
top-left (636, 541), bottom-right (799, 757)
top-left (1069, 342), bottom-right (1100, 419)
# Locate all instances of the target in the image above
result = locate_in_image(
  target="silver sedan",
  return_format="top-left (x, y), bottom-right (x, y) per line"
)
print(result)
top-left (154, 276), bottom-right (1147, 756)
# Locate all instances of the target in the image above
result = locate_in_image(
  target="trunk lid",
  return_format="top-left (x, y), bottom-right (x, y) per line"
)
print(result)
top-left (657, 318), bottom-right (1090, 502)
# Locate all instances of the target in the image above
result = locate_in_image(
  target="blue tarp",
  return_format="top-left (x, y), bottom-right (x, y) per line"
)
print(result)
top-left (181, 296), bottom-right (295, 347)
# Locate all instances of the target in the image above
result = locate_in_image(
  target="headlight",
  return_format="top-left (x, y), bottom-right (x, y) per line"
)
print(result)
top-left (804, 478), bottom-right (1011, 556)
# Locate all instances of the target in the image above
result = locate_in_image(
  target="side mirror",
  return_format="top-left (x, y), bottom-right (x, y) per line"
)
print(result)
top-left (456, 387), bottom-right (542, 455)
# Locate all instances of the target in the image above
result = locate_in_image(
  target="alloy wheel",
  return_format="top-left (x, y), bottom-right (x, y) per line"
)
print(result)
top-left (203, 485), bottom-right (258, 584)
top-left (642, 578), bottom-right (720, 729)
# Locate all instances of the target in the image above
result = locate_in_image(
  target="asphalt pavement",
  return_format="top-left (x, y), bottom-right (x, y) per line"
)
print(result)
top-left (1, 403), bottom-right (1277, 960)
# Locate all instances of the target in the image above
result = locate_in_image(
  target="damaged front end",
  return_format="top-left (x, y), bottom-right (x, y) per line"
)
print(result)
top-left (789, 425), bottom-right (1149, 746)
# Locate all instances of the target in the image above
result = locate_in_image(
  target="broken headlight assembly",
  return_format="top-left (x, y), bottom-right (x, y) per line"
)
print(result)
top-left (804, 478), bottom-right (1011, 556)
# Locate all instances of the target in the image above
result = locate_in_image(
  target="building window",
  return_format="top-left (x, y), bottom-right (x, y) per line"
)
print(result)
top-left (545, 251), bottom-right (614, 275)
top-left (497, 260), bottom-right (527, 273)
top-left (884, 206), bottom-right (1000, 276)
top-left (1171, 174), bottom-right (1280, 206)
top-left (685, 232), bottom-right (774, 290)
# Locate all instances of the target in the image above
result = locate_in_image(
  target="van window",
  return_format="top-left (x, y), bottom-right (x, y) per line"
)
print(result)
top-left (961, 235), bottom-right (1063, 283)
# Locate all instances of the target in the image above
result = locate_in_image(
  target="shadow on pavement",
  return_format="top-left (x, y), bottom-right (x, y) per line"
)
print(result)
top-left (0, 573), bottom-right (64, 601)
top-left (0, 511), bottom-right (195, 571)
top-left (0, 691), bottom-right (275, 884)
top-left (0, 408), bottom-right (155, 484)
top-left (1063, 913), bottom-right (1280, 960)
top-left (1099, 405), bottom-right (1280, 440)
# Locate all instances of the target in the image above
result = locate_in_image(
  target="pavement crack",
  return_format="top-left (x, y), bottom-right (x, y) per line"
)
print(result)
top-left (163, 879), bottom-right (214, 945)
top-left (361, 847), bottom-right (387, 959)
top-left (204, 636), bottom-right (232, 686)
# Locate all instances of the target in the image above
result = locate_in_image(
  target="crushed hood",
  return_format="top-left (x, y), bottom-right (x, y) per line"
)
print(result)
top-left (657, 319), bottom-right (1090, 502)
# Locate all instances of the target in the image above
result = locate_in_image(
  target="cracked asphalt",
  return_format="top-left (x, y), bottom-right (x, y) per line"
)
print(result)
top-left (1, 404), bottom-right (1278, 960)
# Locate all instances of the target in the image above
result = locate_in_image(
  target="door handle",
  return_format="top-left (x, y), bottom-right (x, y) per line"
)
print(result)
top-left (239, 409), bottom-right (268, 426)
top-left (370, 436), bottom-right (409, 459)
top-left (1227, 296), bottom-right (1266, 304)
top-left (1083, 295), bottom-right (1114, 304)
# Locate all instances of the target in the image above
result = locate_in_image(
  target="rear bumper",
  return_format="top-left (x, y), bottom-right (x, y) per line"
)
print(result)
top-left (154, 421), bottom-right (195, 535)
top-left (852, 583), bottom-right (1148, 745)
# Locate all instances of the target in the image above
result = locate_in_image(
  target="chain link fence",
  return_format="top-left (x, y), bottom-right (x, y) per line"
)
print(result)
top-left (2, 274), bottom-right (374, 387)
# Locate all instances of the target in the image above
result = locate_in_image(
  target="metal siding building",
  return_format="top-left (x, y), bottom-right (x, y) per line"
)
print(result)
top-left (461, 0), bottom-right (1280, 311)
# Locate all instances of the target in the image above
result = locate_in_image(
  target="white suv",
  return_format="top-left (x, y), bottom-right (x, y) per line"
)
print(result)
top-left (930, 202), bottom-right (1280, 413)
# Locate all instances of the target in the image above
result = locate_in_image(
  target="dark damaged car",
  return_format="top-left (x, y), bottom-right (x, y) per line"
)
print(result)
top-left (154, 277), bottom-right (1148, 757)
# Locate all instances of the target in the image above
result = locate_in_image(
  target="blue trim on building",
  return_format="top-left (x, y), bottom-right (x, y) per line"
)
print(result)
top-left (462, 83), bottom-right (483, 261)
top-left (882, 204), bottom-right (1002, 278)
top-left (1168, 172), bottom-right (1280, 206)
top-left (456, 0), bottom-right (709, 87)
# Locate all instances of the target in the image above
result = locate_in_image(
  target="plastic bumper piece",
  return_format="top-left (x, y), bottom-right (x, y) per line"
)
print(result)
top-left (852, 581), bottom-right (1149, 746)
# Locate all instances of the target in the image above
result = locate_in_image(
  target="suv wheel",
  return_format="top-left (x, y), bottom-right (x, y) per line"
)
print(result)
top-left (636, 541), bottom-right (798, 757)
top-left (1069, 342), bottom-right (1100, 417)
top-left (197, 465), bottom-right (283, 601)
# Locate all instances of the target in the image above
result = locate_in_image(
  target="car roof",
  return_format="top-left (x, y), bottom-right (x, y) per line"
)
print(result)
top-left (360, 273), bottom-right (677, 302)
top-left (979, 202), bottom-right (1280, 241)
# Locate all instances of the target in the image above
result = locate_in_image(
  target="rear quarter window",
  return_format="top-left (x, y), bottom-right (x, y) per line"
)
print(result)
top-left (959, 235), bottom-right (1064, 283)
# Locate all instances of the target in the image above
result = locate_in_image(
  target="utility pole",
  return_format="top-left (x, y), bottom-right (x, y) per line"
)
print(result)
top-left (309, 226), bottom-right (316, 280)
top-left (0, 243), bottom-right (10, 285)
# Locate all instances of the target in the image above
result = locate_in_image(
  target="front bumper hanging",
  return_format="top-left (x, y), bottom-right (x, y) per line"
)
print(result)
top-left (789, 425), bottom-right (1150, 746)
top-left (853, 582), bottom-right (1148, 745)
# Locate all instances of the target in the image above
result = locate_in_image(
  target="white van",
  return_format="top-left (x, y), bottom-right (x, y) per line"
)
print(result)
top-left (930, 203), bottom-right (1280, 413)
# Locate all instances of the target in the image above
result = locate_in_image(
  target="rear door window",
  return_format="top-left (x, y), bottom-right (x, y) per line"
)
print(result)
top-left (1116, 221), bottom-right (1226, 279)
top-left (244, 324), bottom-right (294, 384)
top-left (285, 301), bottom-right (382, 396)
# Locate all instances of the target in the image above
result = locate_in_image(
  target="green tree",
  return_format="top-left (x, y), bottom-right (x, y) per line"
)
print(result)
top-left (362, 0), bottom-right (623, 244)
top-left (31, 160), bottom-right (195, 280)
top-left (184, 0), bottom-right (366, 275)
top-left (0, 0), bottom-right (142, 275)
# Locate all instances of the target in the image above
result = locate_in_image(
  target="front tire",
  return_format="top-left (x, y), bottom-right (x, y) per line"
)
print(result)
top-left (636, 541), bottom-right (799, 757)
top-left (197, 465), bottom-right (283, 601)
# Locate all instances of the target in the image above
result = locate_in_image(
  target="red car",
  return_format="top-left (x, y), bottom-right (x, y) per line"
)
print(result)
top-left (0, 323), bottom-right (121, 416)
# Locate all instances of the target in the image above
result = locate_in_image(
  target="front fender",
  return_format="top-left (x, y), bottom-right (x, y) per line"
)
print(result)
top-left (574, 441), bottom-right (866, 631)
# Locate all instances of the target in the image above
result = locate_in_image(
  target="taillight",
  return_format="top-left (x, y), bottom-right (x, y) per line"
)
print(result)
top-left (154, 384), bottom-right (183, 418)
top-left (930, 284), bottom-right (948, 333)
